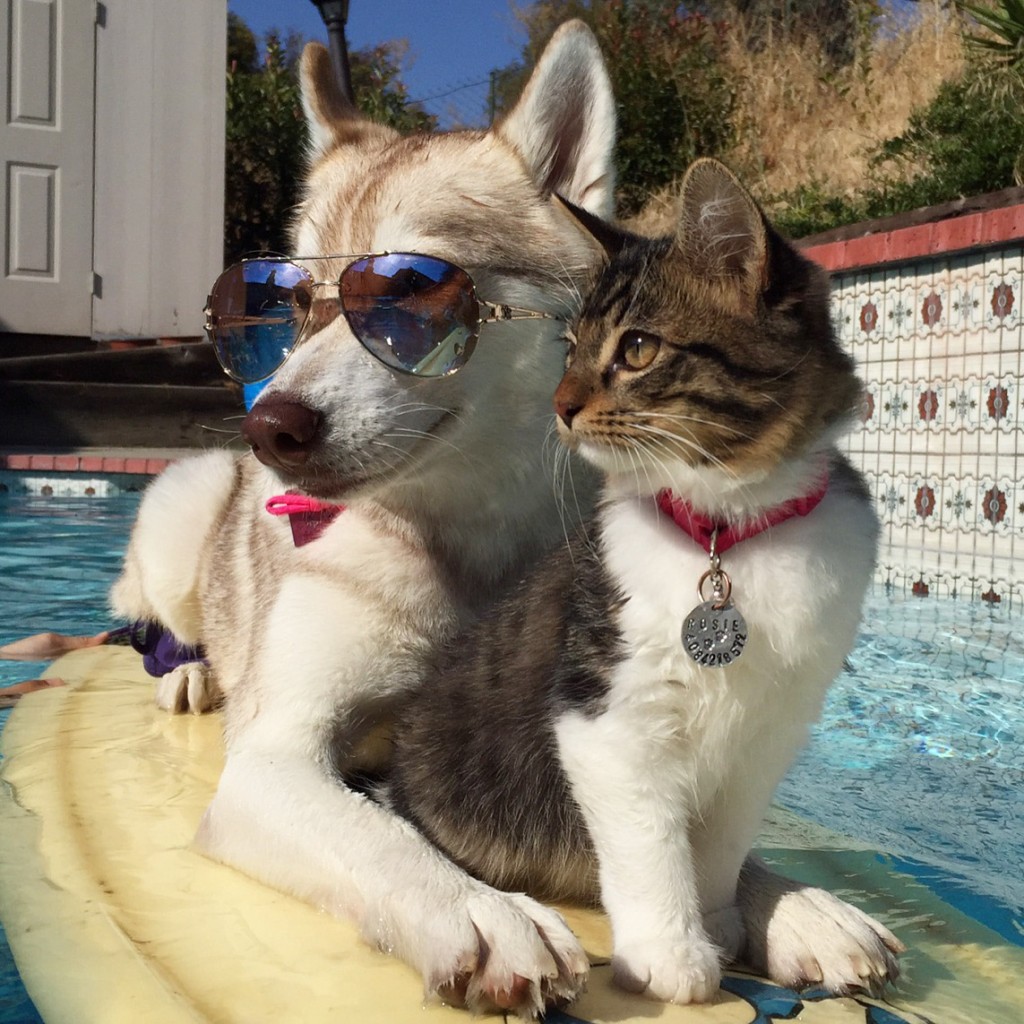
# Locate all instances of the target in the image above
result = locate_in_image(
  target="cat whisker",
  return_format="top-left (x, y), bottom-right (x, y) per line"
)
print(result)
top-left (620, 250), bottom-right (660, 325)
top-left (638, 427), bottom-right (767, 509)
top-left (629, 423), bottom-right (742, 485)
top-left (208, 429), bottom-right (245, 453)
top-left (627, 410), bottom-right (758, 443)
top-left (628, 422), bottom-right (715, 463)
top-left (545, 428), bottom-right (592, 561)
top-left (623, 433), bottom-right (689, 492)
top-left (761, 348), bottom-right (812, 386)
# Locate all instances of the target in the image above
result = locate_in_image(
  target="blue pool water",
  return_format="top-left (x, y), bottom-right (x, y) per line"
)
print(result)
top-left (0, 491), bottom-right (141, 689)
top-left (777, 591), bottom-right (1024, 943)
top-left (0, 488), bottom-right (1022, 1022)
top-left (0, 490), bottom-right (143, 1024)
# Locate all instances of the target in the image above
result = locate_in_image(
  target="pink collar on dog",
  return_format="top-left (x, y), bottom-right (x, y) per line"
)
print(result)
top-left (266, 493), bottom-right (346, 547)
top-left (655, 475), bottom-right (829, 555)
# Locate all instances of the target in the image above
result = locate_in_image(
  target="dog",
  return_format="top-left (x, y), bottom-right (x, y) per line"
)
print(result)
top-left (112, 21), bottom-right (901, 1016)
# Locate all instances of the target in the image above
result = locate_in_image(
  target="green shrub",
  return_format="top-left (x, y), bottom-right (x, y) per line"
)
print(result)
top-left (223, 15), bottom-right (435, 264)
top-left (768, 181), bottom-right (866, 239)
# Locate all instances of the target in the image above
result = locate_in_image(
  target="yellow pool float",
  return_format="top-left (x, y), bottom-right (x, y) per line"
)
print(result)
top-left (1, 647), bottom-right (1020, 1024)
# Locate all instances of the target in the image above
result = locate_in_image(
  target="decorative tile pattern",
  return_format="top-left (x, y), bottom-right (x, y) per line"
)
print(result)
top-left (828, 244), bottom-right (1024, 609)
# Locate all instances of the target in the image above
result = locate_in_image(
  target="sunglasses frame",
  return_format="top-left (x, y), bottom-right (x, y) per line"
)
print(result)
top-left (203, 251), bottom-right (562, 383)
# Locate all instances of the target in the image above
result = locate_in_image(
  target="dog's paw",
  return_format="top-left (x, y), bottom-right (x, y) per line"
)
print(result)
top-left (429, 891), bottom-right (588, 1019)
top-left (154, 662), bottom-right (221, 715)
top-left (612, 931), bottom-right (722, 1004)
top-left (745, 882), bottom-right (904, 995)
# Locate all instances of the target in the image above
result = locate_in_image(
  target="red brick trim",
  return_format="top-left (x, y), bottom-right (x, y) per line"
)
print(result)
top-left (0, 453), bottom-right (170, 475)
top-left (802, 203), bottom-right (1024, 273)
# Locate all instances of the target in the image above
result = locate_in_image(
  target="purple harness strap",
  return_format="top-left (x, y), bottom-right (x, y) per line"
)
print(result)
top-left (128, 621), bottom-right (207, 678)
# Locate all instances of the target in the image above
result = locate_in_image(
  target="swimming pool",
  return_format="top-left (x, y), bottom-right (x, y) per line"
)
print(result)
top-left (0, 488), bottom-right (142, 689)
top-left (0, 487), bottom-right (143, 1024)
top-left (0, 486), bottom-right (1021, 1023)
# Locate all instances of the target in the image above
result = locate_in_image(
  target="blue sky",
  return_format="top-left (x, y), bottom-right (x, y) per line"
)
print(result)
top-left (229, 0), bottom-right (526, 122)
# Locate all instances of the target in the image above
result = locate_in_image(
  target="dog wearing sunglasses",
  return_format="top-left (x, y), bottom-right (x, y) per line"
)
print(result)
top-left (112, 20), bottom-right (901, 1017)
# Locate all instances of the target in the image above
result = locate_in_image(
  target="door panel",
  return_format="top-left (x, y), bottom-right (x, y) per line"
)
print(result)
top-left (1, 0), bottom-right (95, 336)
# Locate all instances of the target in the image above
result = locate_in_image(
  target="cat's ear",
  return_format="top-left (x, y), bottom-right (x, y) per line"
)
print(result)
top-left (553, 194), bottom-right (629, 259)
top-left (495, 21), bottom-right (616, 217)
top-left (676, 158), bottom-right (770, 299)
top-left (299, 43), bottom-right (398, 159)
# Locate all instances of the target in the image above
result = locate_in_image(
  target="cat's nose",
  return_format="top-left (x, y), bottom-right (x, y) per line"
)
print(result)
top-left (554, 398), bottom-right (583, 427)
top-left (554, 375), bottom-right (587, 428)
top-left (242, 396), bottom-right (322, 470)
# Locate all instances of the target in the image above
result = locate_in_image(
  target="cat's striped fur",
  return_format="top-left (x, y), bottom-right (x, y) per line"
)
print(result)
top-left (388, 159), bottom-right (903, 1005)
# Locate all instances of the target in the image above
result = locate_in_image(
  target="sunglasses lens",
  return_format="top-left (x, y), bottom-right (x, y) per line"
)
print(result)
top-left (341, 254), bottom-right (478, 376)
top-left (207, 260), bottom-right (312, 382)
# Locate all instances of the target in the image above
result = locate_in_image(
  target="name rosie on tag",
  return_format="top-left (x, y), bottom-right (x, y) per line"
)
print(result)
top-left (683, 604), bottom-right (748, 667)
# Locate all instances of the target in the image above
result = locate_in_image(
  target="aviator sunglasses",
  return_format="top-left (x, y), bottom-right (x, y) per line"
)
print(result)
top-left (204, 252), bottom-right (560, 383)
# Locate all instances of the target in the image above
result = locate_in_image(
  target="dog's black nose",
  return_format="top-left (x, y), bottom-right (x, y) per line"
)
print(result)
top-left (242, 396), bottom-right (322, 470)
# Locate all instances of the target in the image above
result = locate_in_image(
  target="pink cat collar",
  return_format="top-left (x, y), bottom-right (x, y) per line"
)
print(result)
top-left (656, 475), bottom-right (829, 555)
top-left (266, 493), bottom-right (346, 547)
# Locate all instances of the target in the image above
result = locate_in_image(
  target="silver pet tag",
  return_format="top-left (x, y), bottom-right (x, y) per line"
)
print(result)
top-left (682, 569), bottom-right (747, 667)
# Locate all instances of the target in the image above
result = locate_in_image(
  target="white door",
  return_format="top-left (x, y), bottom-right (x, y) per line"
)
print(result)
top-left (0, 0), bottom-right (96, 336)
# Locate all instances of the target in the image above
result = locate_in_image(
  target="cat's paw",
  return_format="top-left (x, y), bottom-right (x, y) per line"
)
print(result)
top-left (612, 932), bottom-right (722, 1004)
top-left (743, 879), bottom-right (904, 995)
top-left (429, 891), bottom-right (588, 1018)
top-left (154, 662), bottom-right (221, 715)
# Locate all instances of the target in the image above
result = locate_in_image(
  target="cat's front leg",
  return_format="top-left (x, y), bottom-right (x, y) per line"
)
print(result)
top-left (690, 729), bottom-right (903, 994)
top-left (737, 856), bottom-right (903, 994)
top-left (556, 709), bottom-right (721, 1004)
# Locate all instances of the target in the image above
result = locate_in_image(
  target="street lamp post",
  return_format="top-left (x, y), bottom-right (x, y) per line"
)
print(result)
top-left (309, 0), bottom-right (354, 104)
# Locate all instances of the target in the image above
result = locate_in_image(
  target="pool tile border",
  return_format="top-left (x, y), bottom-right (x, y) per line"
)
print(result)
top-left (0, 453), bottom-right (172, 475)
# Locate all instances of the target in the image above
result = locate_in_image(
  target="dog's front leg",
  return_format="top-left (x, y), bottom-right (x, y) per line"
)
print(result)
top-left (556, 708), bottom-right (721, 1004)
top-left (111, 450), bottom-right (236, 715)
top-left (111, 450), bottom-right (237, 646)
top-left (196, 744), bottom-right (588, 1016)
top-left (194, 571), bottom-right (587, 1018)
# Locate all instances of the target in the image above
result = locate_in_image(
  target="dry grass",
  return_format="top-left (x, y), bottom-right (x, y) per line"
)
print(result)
top-left (725, 1), bottom-right (964, 200)
top-left (627, 1), bottom-right (965, 234)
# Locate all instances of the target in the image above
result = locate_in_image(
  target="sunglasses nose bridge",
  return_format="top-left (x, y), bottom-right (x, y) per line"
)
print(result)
top-left (277, 279), bottom-right (338, 362)
top-left (298, 280), bottom-right (354, 347)
top-left (308, 280), bottom-right (341, 301)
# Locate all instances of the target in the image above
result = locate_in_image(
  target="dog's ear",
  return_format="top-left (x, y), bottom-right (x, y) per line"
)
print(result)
top-left (299, 43), bottom-right (396, 158)
top-left (496, 21), bottom-right (616, 218)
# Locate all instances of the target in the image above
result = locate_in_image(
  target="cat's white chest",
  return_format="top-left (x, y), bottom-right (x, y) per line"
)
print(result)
top-left (600, 502), bottom-right (718, 670)
top-left (595, 489), bottom-right (875, 765)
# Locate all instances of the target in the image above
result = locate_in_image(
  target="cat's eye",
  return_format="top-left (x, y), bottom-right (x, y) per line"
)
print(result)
top-left (617, 331), bottom-right (661, 371)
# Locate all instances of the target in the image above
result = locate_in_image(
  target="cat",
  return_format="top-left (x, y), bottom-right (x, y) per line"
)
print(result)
top-left (386, 157), bottom-right (901, 1005)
